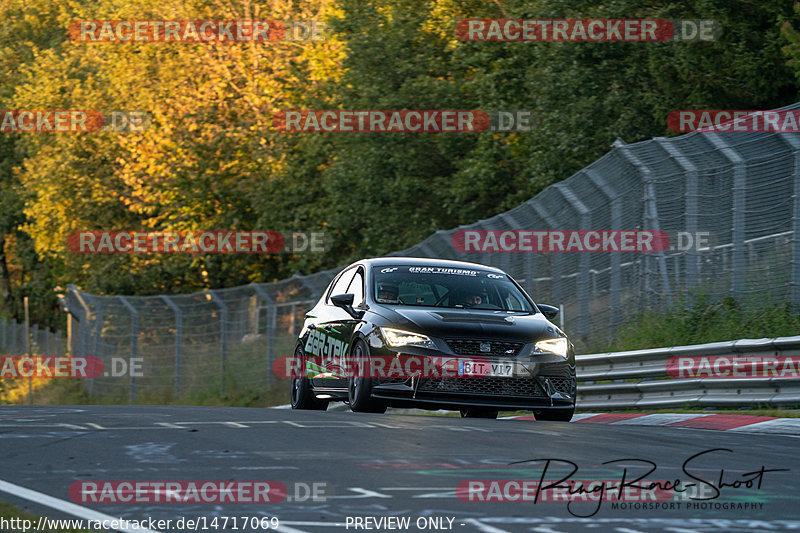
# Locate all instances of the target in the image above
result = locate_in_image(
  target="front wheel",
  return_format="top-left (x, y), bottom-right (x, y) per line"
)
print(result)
top-left (348, 340), bottom-right (387, 413)
top-left (290, 346), bottom-right (328, 410)
top-left (460, 407), bottom-right (498, 419)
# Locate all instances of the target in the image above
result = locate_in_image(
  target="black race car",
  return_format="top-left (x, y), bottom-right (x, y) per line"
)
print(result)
top-left (290, 257), bottom-right (576, 420)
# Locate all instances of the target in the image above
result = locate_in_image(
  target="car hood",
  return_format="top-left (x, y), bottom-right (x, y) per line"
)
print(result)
top-left (372, 306), bottom-right (561, 342)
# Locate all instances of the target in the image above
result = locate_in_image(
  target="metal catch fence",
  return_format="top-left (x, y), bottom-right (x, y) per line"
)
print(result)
top-left (57, 104), bottom-right (800, 402)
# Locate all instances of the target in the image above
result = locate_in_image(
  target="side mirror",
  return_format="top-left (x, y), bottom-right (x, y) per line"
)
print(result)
top-left (537, 303), bottom-right (559, 320)
top-left (330, 293), bottom-right (362, 319)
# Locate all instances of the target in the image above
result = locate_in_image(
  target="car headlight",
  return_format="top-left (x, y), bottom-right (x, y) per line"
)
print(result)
top-left (381, 327), bottom-right (434, 348)
top-left (534, 337), bottom-right (568, 358)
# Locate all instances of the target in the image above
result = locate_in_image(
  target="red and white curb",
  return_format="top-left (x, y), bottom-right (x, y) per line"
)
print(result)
top-left (508, 412), bottom-right (800, 435)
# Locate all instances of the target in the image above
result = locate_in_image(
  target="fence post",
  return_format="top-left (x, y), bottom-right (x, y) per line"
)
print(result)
top-left (778, 134), bottom-right (800, 310)
top-left (66, 316), bottom-right (72, 355)
top-left (89, 295), bottom-right (104, 395)
top-left (555, 183), bottom-right (591, 338)
top-left (532, 202), bottom-right (563, 306)
top-left (205, 290), bottom-right (228, 392)
top-left (9, 319), bottom-right (16, 355)
top-left (496, 210), bottom-right (527, 289)
top-left (117, 296), bottom-right (139, 404)
top-left (44, 326), bottom-right (51, 356)
top-left (705, 134), bottom-right (746, 300)
top-left (160, 295), bottom-right (183, 398)
top-left (69, 285), bottom-right (93, 393)
top-left (24, 297), bottom-right (31, 405)
top-left (657, 139), bottom-right (699, 305)
top-left (70, 309), bottom-right (81, 356)
top-left (586, 169), bottom-right (622, 335)
top-left (614, 140), bottom-right (672, 308)
top-left (251, 284), bottom-right (276, 384)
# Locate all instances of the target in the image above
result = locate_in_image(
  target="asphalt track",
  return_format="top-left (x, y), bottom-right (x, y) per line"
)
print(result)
top-left (0, 406), bottom-right (799, 533)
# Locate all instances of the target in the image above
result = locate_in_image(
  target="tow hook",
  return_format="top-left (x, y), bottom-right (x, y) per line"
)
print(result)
top-left (412, 373), bottom-right (422, 399)
top-left (534, 376), bottom-right (556, 407)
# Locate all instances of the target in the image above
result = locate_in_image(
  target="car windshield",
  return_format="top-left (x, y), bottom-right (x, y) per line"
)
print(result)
top-left (372, 265), bottom-right (534, 312)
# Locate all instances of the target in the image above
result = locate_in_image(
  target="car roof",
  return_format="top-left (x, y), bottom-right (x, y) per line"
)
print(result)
top-left (356, 256), bottom-right (505, 273)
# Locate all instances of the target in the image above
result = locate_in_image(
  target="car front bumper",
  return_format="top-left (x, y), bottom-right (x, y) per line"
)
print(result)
top-left (369, 356), bottom-right (576, 410)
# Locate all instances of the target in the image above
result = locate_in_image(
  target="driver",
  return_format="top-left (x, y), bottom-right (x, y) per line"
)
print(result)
top-left (376, 282), bottom-right (400, 303)
top-left (462, 292), bottom-right (482, 306)
top-left (453, 289), bottom-right (483, 307)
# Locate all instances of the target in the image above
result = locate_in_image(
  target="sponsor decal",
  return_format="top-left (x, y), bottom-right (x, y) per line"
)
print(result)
top-left (407, 266), bottom-right (479, 275)
top-left (303, 328), bottom-right (350, 378)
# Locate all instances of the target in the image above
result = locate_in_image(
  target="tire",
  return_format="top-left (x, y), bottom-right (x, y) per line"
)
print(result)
top-left (290, 345), bottom-right (328, 410)
top-left (348, 340), bottom-right (387, 413)
top-left (460, 407), bottom-right (499, 419)
top-left (533, 408), bottom-right (574, 421)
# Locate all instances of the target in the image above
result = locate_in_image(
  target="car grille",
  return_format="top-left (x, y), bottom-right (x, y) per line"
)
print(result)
top-left (417, 374), bottom-right (574, 397)
top-left (544, 376), bottom-right (576, 396)
top-left (378, 378), bottom-right (409, 385)
top-left (445, 339), bottom-right (524, 357)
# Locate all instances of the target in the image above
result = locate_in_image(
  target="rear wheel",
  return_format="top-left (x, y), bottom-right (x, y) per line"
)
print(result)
top-left (348, 340), bottom-right (387, 413)
top-left (533, 408), bottom-right (574, 421)
top-left (460, 407), bottom-right (498, 419)
top-left (290, 346), bottom-right (328, 410)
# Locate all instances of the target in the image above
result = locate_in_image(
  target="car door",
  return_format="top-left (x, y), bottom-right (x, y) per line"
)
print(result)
top-left (307, 267), bottom-right (360, 389)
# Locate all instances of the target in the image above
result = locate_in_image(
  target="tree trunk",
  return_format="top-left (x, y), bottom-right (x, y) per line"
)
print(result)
top-left (0, 234), bottom-right (11, 315)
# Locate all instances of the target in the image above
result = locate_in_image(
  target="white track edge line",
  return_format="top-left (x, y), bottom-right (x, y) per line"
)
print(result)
top-left (0, 478), bottom-right (162, 533)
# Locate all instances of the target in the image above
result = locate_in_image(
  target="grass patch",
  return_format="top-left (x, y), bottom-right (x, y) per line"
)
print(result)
top-left (10, 376), bottom-right (292, 408)
top-left (603, 296), bottom-right (800, 352)
top-left (0, 501), bottom-right (98, 532)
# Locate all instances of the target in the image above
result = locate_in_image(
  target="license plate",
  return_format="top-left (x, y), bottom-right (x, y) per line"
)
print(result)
top-left (458, 360), bottom-right (514, 377)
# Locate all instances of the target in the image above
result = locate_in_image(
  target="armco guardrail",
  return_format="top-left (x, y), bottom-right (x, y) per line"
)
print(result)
top-left (575, 336), bottom-right (800, 410)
